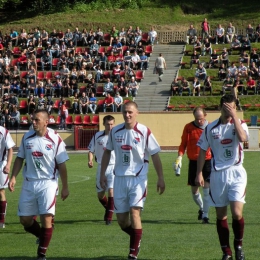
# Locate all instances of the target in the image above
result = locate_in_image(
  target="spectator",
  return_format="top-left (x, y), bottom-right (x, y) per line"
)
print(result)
top-left (140, 51), bottom-right (148, 70)
top-left (8, 92), bottom-right (19, 109)
top-left (179, 77), bottom-right (191, 96)
top-left (192, 77), bottom-right (201, 96)
top-left (51, 41), bottom-right (60, 58)
top-left (195, 63), bottom-right (207, 81)
top-left (246, 76), bottom-right (256, 95)
top-left (229, 37), bottom-right (241, 55)
top-left (127, 77), bottom-right (139, 101)
top-left (72, 92), bottom-right (79, 114)
top-left (37, 94), bottom-right (46, 110)
top-left (118, 27), bottom-right (126, 45)
top-left (2, 78), bottom-right (10, 96)
top-left (10, 80), bottom-right (20, 96)
top-left (93, 65), bottom-right (103, 83)
top-left (62, 78), bottom-right (72, 97)
top-left (70, 66), bottom-right (78, 81)
top-left (215, 24), bottom-right (225, 44)
top-left (78, 66), bottom-right (87, 83)
top-left (53, 78), bottom-right (62, 97)
top-left (41, 51), bottom-right (52, 71)
top-left (201, 18), bottom-right (210, 40)
top-left (79, 92), bottom-right (89, 114)
top-left (239, 50), bottom-right (249, 67)
top-left (116, 76), bottom-right (128, 96)
top-left (107, 51), bottom-right (116, 70)
top-left (186, 24), bottom-right (197, 44)
top-left (99, 52), bottom-right (107, 70)
top-left (134, 26), bottom-right (142, 44)
top-left (190, 50), bottom-right (200, 69)
top-left (248, 62), bottom-right (258, 78)
top-left (87, 78), bottom-right (97, 95)
top-left (237, 61), bottom-right (248, 77)
top-left (218, 63), bottom-right (227, 80)
top-left (228, 62), bottom-right (238, 78)
top-left (87, 30), bottom-right (95, 46)
top-left (235, 76), bottom-right (245, 95)
top-left (95, 27), bottom-right (104, 44)
top-left (73, 27), bottom-right (81, 46)
top-left (222, 76), bottom-right (234, 95)
top-left (136, 41), bottom-right (144, 56)
top-left (129, 39), bottom-right (137, 54)
top-left (148, 26), bottom-right (157, 45)
top-left (208, 49), bottom-right (219, 68)
top-left (32, 27), bottom-right (41, 46)
top-left (112, 64), bottom-right (121, 83)
top-left (90, 39), bottom-right (99, 57)
top-left (112, 39), bottom-right (123, 55)
top-left (123, 50), bottom-right (132, 68)
top-left (170, 78), bottom-right (181, 96)
top-left (103, 78), bottom-right (114, 96)
top-left (126, 26), bottom-right (134, 45)
top-left (109, 26), bottom-right (119, 46)
top-left (35, 80), bottom-right (44, 97)
top-left (9, 105), bottom-right (20, 129)
top-left (202, 38), bottom-right (212, 56)
top-left (114, 92), bottom-right (123, 112)
top-left (250, 49), bottom-right (259, 66)
top-left (246, 24), bottom-right (254, 42)
top-left (48, 29), bottom-right (58, 45)
top-left (10, 29), bottom-right (18, 46)
top-left (12, 65), bottom-right (20, 82)
top-left (71, 79), bottom-right (79, 96)
top-left (193, 38), bottom-right (202, 54)
top-left (60, 64), bottom-right (70, 82)
top-left (203, 76), bottom-right (212, 95)
top-left (59, 100), bottom-right (68, 130)
top-left (226, 22), bottom-right (235, 43)
top-left (88, 92), bottom-right (97, 114)
top-left (57, 53), bottom-right (67, 71)
top-left (103, 92), bottom-right (114, 112)
top-left (241, 37), bottom-right (251, 54)
top-left (64, 28), bottom-right (73, 45)
top-left (255, 23), bottom-right (260, 43)
top-left (27, 94), bottom-right (36, 114)
top-left (124, 64), bottom-right (135, 81)
top-left (44, 78), bottom-right (54, 97)
top-left (19, 78), bottom-right (28, 98)
top-left (46, 96), bottom-right (53, 114)
top-left (17, 50), bottom-right (27, 70)
top-left (220, 48), bottom-right (229, 68)
top-left (155, 53), bottom-right (166, 82)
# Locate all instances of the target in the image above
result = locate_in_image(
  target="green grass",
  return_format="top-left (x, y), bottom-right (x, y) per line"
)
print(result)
top-left (1, 152), bottom-right (260, 259)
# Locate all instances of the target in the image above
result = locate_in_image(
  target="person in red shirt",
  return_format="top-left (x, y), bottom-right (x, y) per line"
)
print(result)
top-left (103, 93), bottom-right (114, 112)
top-left (17, 50), bottom-right (27, 70)
top-left (112, 64), bottom-right (121, 83)
top-left (107, 51), bottom-right (116, 70)
top-left (246, 76), bottom-right (256, 95)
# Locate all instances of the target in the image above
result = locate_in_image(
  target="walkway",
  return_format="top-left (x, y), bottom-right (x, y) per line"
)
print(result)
top-left (135, 44), bottom-right (185, 111)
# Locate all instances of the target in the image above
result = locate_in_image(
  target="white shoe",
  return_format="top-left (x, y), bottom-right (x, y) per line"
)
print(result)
top-left (0, 223), bottom-right (5, 228)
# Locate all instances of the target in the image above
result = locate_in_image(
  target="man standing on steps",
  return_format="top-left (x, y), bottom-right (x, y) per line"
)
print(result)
top-left (155, 53), bottom-right (167, 82)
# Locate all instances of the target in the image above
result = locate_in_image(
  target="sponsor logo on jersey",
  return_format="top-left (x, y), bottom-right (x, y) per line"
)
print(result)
top-left (134, 137), bottom-right (140, 142)
top-left (115, 135), bottom-right (124, 142)
top-left (45, 144), bottom-right (52, 150)
top-left (221, 139), bottom-right (232, 144)
top-left (224, 149), bottom-right (233, 158)
top-left (98, 140), bottom-right (104, 145)
top-left (121, 145), bottom-right (132, 150)
top-left (26, 142), bottom-right (34, 149)
top-left (32, 151), bottom-right (43, 157)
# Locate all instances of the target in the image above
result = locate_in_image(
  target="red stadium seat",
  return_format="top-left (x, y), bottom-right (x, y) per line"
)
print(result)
top-left (83, 115), bottom-right (91, 125)
top-left (91, 115), bottom-right (99, 125)
top-left (45, 71), bottom-right (53, 81)
top-left (73, 115), bottom-right (83, 125)
top-left (145, 45), bottom-right (153, 56)
top-left (96, 86), bottom-right (104, 96)
top-left (135, 70), bottom-right (144, 82)
top-left (37, 71), bottom-right (45, 81)
top-left (141, 33), bottom-right (149, 44)
top-left (66, 115), bottom-right (73, 127)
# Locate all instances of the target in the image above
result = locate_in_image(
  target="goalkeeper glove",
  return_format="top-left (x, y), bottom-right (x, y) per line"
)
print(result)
top-left (173, 156), bottom-right (182, 176)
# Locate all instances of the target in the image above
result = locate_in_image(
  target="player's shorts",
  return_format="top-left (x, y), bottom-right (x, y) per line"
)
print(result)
top-left (188, 159), bottom-right (211, 186)
top-left (96, 164), bottom-right (114, 192)
top-left (18, 179), bottom-right (58, 216)
top-left (0, 161), bottom-right (8, 189)
top-left (209, 165), bottom-right (247, 207)
top-left (113, 174), bottom-right (147, 213)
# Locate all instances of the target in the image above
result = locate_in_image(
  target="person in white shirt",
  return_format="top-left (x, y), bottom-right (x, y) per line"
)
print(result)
top-left (100, 101), bottom-right (165, 260)
top-left (155, 53), bottom-right (166, 82)
top-left (131, 51), bottom-right (141, 70)
top-left (148, 26), bottom-right (157, 45)
top-left (9, 109), bottom-right (69, 260)
top-left (196, 94), bottom-right (248, 260)
top-left (114, 92), bottom-right (123, 112)
top-left (0, 126), bottom-right (15, 229)
top-left (88, 115), bottom-right (115, 225)
top-left (216, 24), bottom-right (225, 44)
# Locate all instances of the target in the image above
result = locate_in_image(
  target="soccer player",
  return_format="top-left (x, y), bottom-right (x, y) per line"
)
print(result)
top-left (174, 107), bottom-right (212, 223)
top-left (196, 94), bottom-right (248, 260)
top-left (88, 115), bottom-right (115, 225)
top-left (0, 126), bottom-right (15, 228)
top-left (100, 101), bottom-right (165, 260)
top-left (9, 109), bottom-right (69, 260)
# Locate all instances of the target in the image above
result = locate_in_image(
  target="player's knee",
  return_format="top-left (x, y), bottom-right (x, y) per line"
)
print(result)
top-left (20, 217), bottom-right (33, 227)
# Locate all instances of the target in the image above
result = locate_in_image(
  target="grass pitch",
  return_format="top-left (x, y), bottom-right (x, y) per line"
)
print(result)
top-left (1, 152), bottom-right (260, 260)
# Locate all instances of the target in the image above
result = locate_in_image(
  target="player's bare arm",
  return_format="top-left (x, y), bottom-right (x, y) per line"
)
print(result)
top-left (151, 153), bottom-right (165, 195)
top-left (9, 157), bottom-right (24, 192)
top-left (196, 149), bottom-right (206, 187)
top-left (3, 147), bottom-right (13, 174)
top-left (100, 149), bottom-right (111, 190)
top-left (88, 151), bottom-right (94, 168)
top-left (58, 162), bottom-right (69, 201)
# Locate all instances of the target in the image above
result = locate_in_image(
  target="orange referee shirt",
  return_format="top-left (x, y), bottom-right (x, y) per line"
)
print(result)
top-left (178, 121), bottom-right (211, 161)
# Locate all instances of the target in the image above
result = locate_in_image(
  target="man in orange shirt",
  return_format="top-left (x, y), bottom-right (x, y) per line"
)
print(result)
top-left (174, 107), bottom-right (212, 223)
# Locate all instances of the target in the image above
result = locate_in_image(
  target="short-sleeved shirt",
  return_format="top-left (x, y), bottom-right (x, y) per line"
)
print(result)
top-left (197, 118), bottom-right (249, 171)
top-left (0, 126), bottom-right (15, 167)
top-left (106, 122), bottom-right (161, 177)
top-left (88, 131), bottom-right (115, 165)
top-left (17, 129), bottom-right (69, 180)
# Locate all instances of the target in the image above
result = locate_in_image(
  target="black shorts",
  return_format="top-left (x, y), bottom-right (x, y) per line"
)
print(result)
top-left (188, 159), bottom-right (211, 186)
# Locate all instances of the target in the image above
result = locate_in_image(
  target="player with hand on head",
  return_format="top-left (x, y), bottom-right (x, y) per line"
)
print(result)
top-left (0, 126), bottom-right (15, 228)
top-left (9, 109), bottom-right (69, 260)
top-left (174, 107), bottom-right (212, 223)
top-left (196, 94), bottom-right (248, 260)
top-left (100, 101), bottom-right (165, 260)
top-left (88, 115), bottom-right (115, 225)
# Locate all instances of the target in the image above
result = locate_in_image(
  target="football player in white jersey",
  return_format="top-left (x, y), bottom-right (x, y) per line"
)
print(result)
top-left (88, 115), bottom-right (115, 225)
top-left (0, 126), bottom-right (15, 228)
top-left (9, 109), bottom-right (69, 260)
top-left (196, 94), bottom-right (248, 260)
top-left (100, 101), bottom-right (165, 260)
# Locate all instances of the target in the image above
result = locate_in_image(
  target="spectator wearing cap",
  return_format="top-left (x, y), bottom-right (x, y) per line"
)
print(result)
top-left (114, 92), bottom-right (123, 112)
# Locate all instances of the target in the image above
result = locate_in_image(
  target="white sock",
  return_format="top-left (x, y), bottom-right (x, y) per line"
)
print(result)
top-left (192, 192), bottom-right (203, 211)
top-left (202, 188), bottom-right (210, 218)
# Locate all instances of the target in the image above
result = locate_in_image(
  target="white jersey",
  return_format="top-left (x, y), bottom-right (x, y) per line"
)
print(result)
top-left (197, 118), bottom-right (249, 171)
top-left (0, 126), bottom-right (15, 167)
top-left (88, 130), bottom-right (115, 165)
top-left (106, 122), bottom-right (161, 176)
top-left (17, 128), bottom-right (69, 180)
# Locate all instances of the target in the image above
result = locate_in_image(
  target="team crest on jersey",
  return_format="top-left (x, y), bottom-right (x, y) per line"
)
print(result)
top-left (134, 137), bottom-right (140, 142)
top-left (45, 144), bottom-right (52, 150)
top-left (98, 140), bottom-right (104, 145)
top-left (26, 142), bottom-right (34, 149)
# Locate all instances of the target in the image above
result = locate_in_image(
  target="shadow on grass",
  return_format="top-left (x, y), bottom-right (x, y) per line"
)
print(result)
top-left (1, 257), bottom-right (150, 260)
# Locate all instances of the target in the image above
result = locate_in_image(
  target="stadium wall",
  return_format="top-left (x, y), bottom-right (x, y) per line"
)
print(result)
top-left (10, 111), bottom-right (254, 150)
